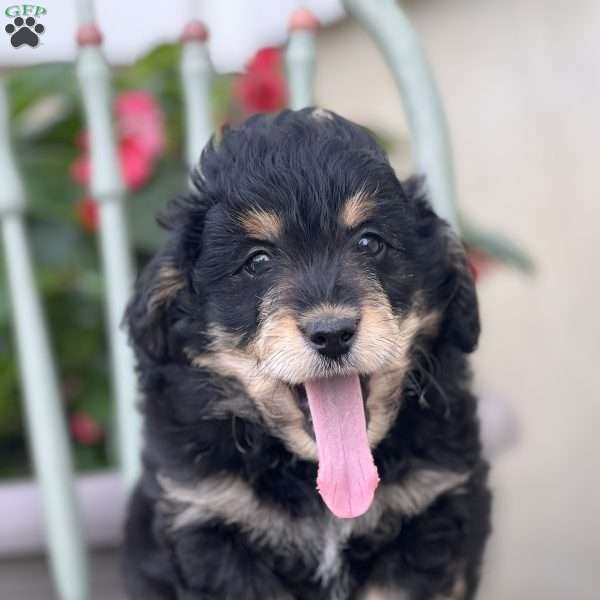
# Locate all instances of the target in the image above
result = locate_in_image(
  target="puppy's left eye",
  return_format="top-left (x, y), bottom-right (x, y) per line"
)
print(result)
top-left (357, 233), bottom-right (386, 257)
top-left (244, 251), bottom-right (272, 276)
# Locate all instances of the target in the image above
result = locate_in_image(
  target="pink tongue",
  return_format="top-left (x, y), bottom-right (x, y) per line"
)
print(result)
top-left (304, 375), bottom-right (379, 519)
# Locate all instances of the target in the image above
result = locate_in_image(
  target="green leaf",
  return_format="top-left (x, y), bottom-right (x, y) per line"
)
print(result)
top-left (127, 158), bottom-right (188, 252)
top-left (116, 44), bottom-right (180, 87)
top-left (461, 223), bottom-right (535, 274)
top-left (0, 340), bottom-right (22, 438)
top-left (16, 145), bottom-right (81, 222)
top-left (7, 63), bottom-right (78, 119)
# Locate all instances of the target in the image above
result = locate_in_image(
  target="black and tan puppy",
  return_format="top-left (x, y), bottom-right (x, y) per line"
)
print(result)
top-left (123, 108), bottom-right (491, 600)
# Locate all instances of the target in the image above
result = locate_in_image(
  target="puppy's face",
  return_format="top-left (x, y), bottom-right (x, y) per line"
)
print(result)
top-left (129, 109), bottom-right (479, 518)
top-left (200, 190), bottom-right (419, 383)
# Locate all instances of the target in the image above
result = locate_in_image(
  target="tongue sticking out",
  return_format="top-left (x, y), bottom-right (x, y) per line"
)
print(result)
top-left (304, 375), bottom-right (379, 519)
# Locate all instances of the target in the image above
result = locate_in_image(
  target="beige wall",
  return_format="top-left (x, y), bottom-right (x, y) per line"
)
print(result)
top-left (315, 2), bottom-right (600, 598)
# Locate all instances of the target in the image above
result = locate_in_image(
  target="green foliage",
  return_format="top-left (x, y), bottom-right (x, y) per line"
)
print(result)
top-left (0, 45), bottom-right (196, 478)
top-left (462, 222), bottom-right (535, 274)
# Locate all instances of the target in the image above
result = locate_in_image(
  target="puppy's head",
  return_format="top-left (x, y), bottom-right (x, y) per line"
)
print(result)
top-left (128, 109), bottom-right (479, 518)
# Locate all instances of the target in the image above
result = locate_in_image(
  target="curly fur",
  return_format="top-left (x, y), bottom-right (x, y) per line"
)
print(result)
top-left (123, 109), bottom-right (491, 600)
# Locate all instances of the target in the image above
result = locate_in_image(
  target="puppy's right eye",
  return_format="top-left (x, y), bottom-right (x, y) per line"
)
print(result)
top-left (357, 233), bottom-right (386, 258)
top-left (244, 251), bottom-right (272, 276)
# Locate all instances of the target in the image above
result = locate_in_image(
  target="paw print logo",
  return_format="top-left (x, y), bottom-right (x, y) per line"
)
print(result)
top-left (5, 16), bottom-right (45, 48)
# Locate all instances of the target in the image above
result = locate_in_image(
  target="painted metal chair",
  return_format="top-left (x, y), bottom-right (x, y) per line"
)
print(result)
top-left (0, 1), bottom-right (458, 597)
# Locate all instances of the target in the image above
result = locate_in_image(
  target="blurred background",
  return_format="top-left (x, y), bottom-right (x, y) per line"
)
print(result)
top-left (1, 0), bottom-right (599, 598)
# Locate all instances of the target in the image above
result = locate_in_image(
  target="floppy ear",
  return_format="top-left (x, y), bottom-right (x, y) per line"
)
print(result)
top-left (126, 186), bottom-right (213, 362)
top-left (126, 244), bottom-right (186, 363)
top-left (406, 176), bottom-right (480, 353)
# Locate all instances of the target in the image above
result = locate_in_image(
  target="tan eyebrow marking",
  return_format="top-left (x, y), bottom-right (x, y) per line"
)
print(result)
top-left (237, 208), bottom-right (283, 241)
top-left (341, 191), bottom-right (375, 229)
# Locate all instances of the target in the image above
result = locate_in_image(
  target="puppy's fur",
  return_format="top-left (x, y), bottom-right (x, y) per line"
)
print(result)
top-left (123, 109), bottom-right (491, 600)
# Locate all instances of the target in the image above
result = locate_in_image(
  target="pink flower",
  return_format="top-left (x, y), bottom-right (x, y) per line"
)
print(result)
top-left (115, 91), bottom-right (166, 161)
top-left (234, 47), bottom-right (287, 114)
top-left (70, 90), bottom-right (166, 204)
top-left (118, 137), bottom-right (153, 190)
top-left (70, 412), bottom-right (104, 445)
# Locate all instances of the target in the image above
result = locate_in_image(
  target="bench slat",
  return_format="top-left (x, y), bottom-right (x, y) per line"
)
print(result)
top-left (286, 9), bottom-right (319, 110)
top-left (75, 3), bottom-right (141, 488)
top-left (0, 80), bottom-right (90, 600)
top-left (180, 19), bottom-right (214, 169)
top-left (343, 0), bottom-right (460, 231)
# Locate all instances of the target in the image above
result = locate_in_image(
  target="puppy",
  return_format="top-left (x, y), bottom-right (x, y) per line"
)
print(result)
top-left (123, 108), bottom-right (491, 600)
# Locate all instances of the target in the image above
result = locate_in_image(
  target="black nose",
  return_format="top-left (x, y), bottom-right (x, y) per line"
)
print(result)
top-left (304, 317), bottom-right (358, 359)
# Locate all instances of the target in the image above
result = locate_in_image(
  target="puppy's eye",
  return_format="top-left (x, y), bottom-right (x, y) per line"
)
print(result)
top-left (244, 251), bottom-right (272, 276)
top-left (357, 233), bottom-right (386, 257)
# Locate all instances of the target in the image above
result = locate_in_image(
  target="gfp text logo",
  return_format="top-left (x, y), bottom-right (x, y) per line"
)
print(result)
top-left (5, 4), bottom-right (47, 48)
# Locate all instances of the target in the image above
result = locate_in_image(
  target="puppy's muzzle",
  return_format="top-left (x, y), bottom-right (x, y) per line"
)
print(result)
top-left (302, 316), bottom-right (359, 360)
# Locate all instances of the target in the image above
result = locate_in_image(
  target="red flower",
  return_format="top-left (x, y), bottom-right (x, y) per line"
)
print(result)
top-left (76, 197), bottom-right (99, 233)
top-left (468, 249), bottom-right (494, 282)
top-left (248, 47), bottom-right (280, 71)
top-left (234, 47), bottom-right (287, 114)
top-left (70, 155), bottom-right (90, 187)
top-left (70, 412), bottom-right (104, 446)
